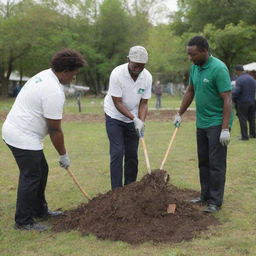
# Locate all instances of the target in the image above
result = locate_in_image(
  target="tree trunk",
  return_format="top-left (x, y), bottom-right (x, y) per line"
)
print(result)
top-left (0, 78), bottom-right (9, 97)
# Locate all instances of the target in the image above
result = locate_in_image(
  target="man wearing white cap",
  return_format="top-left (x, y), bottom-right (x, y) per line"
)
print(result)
top-left (104, 46), bottom-right (152, 189)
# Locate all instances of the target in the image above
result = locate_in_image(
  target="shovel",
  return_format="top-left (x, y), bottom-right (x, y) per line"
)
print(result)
top-left (66, 168), bottom-right (91, 201)
top-left (160, 126), bottom-right (179, 170)
top-left (141, 137), bottom-right (151, 174)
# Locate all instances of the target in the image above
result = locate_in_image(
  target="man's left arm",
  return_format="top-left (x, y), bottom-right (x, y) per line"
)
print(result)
top-left (138, 98), bottom-right (148, 121)
top-left (219, 91), bottom-right (232, 146)
top-left (220, 91), bottom-right (232, 129)
top-left (46, 118), bottom-right (70, 169)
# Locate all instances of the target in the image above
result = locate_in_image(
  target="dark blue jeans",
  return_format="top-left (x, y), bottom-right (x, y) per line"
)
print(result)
top-left (196, 125), bottom-right (227, 207)
top-left (7, 144), bottom-right (49, 225)
top-left (105, 114), bottom-right (139, 189)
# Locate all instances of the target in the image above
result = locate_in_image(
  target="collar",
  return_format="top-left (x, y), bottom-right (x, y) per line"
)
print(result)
top-left (197, 55), bottom-right (213, 70)
top-left (124, 63), bottom-right (145, 80)
top-left (49, 68), bottom-right (64, 87)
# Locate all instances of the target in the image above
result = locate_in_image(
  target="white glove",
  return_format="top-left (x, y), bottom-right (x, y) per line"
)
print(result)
top-left (59, 154), bottom-right (70, 169)
top-left (220, 129), bottom-right (230, 146)
top-left (173, 113), bottom-right (182, 127)
top-left (133, 117), bottom-right (144, 137)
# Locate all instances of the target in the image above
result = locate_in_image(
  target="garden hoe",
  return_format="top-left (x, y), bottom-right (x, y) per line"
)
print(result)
top-left (66, 168), bottom-right (91, 201)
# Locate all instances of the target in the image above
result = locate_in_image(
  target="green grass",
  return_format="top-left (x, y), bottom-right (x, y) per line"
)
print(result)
top-left (0, 94), bottom-right (193, 114)
top-left (1, 97), bottom-right (256, 256)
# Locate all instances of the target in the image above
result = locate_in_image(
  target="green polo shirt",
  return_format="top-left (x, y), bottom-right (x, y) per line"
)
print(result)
top-left (189, 56), bottom-right (233, 128)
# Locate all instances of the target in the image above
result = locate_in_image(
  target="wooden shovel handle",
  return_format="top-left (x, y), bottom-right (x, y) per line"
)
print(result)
top-left (141, 137), bottom-right (151, 174)
top-left (160, 127), bottom-right (179, 170)
top-left (66, 168), bottom-right (91, 200)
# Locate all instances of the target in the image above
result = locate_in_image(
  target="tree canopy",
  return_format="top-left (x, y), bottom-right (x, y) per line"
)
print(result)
top-left (1, 0), bottom-right (256, 96)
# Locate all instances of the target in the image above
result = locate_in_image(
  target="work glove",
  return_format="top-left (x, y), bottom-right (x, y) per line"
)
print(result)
top-left (59, 154), bottom-right (70, 169)
top-left (219, 129), bottom-right (230, 146)
top-left (173, 113), bottom-right (182, 127)
top-left (133, 117), bottom-right (145, 137)
top-left (139, 126), bottom-right (145, 138)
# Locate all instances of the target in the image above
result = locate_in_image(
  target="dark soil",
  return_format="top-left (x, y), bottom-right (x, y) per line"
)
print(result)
top-left (0, 109), bottom-right (195, 123)
top-left (62, 109), bottom-right (195, 123)
top-left (52, 170), bottom-right (219, 244)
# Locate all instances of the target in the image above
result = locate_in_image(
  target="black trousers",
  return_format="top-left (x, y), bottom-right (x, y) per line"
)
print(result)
top-left (196, 125), bottom-right (227, 207)
top-left (237, 101), bottom-right (256, 139)
top-left (105, 114), bottom-right (139, 189)
top-left (7, 144), bottom-right (49, 225)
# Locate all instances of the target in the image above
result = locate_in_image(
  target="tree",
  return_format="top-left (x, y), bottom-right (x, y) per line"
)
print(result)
top-left (172, 0), bottom-right (256, 35)
top-left (147, 24), bottom-right (190, 83)
top-left (204, 22), bottom-right (256, 70)
top-left (0, 0), bottom-right (70, 95)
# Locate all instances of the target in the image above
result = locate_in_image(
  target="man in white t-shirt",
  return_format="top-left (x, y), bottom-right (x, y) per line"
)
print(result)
top-left (104, 46), bottom-right (152, 189)
top-left (2, 49), bottom-right (86, 231)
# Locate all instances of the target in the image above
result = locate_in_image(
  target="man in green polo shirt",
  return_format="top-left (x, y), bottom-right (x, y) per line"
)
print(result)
top-left (173, 36), bottom-right (233, 213)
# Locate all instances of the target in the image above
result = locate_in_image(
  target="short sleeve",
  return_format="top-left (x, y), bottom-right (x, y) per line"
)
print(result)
top-left (108, 70), bottom-right (122, 97)
top-left (189, 67), bottom-right (194, 86)
top-left (142, 73), bottom-right (152, 99)
top-left (215, 66), bottom-right (231, 93)
top-left (42, 92), bottom-right (65, 119)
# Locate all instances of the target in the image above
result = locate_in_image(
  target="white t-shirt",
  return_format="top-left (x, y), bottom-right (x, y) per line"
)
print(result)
top-left (104, 63), bottom-right (152, 122)
top-left (2, 69), bottom-right (65, 150)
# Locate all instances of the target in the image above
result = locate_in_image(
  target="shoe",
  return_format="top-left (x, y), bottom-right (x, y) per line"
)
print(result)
top-left (14, 223), bottom-right (48, 232)
top-left (47, 210), bottom-right (63, 217)
top-left (202, 204), bottom-right (220, 213)
top-left (189, 197), bottom-right (207, 204)
top-left (239, 137), bottom-right (249, 141)
top-left (34, 210), bottom-right (63, 220)
top-left (249, 135), bottom-right (256, 138)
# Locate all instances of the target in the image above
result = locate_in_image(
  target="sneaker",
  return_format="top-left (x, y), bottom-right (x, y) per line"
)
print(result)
top-left (14, 223), bottom-right (48, 232)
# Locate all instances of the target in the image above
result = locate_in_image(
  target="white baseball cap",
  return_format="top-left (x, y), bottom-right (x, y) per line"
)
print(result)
top-left (127, 46), bottom-right (148, 64)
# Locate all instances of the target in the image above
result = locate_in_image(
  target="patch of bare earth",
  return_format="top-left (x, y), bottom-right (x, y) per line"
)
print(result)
top-left (0, 109), bottom-right (195, 123)
top-left (62, 109), bottom-right (195, 123)
top-left (52, 170), bottom-right (218, 245)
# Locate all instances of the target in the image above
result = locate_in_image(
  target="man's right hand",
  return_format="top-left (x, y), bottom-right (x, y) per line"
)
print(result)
top-left (173, 113), bottom-right (182, 127)
top-left (133, 117), bottom-right (144, 137)
top-left (59, 154), bottom-right (70, 169)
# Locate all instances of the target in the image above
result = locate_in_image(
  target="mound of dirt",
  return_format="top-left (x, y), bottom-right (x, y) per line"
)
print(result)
top-left (52, 170), bottom-right (219, 244)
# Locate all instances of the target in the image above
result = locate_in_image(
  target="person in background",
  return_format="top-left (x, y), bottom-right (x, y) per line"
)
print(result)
top-left (154, 80), bottom-right (163, 109)
top-left (104, 46), bottom-right (152, 189)
top-left (12, 83), bottom-right (22, 97)
top-left (2, 49), bottom-right (86, 231)
top-left (173, 36), bottom-right (233, 213)
top-left (232, 65), bottom-right (256, 140)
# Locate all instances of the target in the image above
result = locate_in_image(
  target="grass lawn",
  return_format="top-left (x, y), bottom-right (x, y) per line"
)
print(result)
top-left (0, 96), bottom-right (256, 256)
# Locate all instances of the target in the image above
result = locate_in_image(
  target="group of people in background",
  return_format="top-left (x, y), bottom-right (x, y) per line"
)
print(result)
top-left (2, 35), bottom-right (255, 232)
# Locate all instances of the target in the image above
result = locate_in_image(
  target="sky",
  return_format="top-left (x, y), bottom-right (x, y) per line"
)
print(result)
top-left (165, 0), bottom-right (178, 12)
top-left (150, 0), bottom-right (178, 25)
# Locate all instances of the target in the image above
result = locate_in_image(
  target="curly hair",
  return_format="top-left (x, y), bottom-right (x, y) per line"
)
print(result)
top-left (51, 49), bottom-right (86, 72)
top-left (188, 36), bottom-right (209, 51)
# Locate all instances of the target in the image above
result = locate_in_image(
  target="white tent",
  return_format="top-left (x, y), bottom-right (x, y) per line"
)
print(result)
top-left (9, 71), bottom-right (30, 82)
top-left (243, 62), bottom-right (256, 71)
